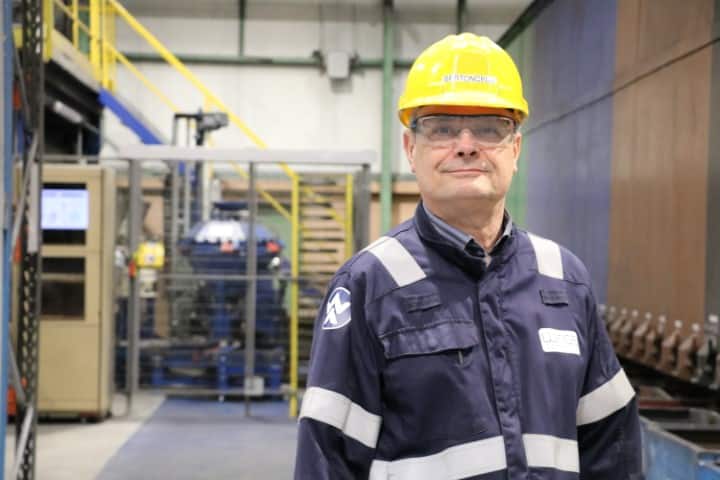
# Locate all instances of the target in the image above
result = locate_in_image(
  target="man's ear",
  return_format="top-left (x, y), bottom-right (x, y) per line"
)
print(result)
top-left (403, 130), bottom-right (416, 173)
top-left (511, 132), bottom-right (522, 174)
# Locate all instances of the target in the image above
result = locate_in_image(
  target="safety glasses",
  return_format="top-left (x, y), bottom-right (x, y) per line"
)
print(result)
top-left (411, 115), bottom-right (517, 148)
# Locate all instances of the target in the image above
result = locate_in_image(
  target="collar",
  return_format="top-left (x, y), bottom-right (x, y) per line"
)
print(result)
top-left (415, 202), bottom-right (516, 277)
top-left (421, 203), bottom-right (513, 257)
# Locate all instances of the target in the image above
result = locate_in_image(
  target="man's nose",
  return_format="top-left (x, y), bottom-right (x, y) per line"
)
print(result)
top-left (455, 129), bottom-right (478, 158)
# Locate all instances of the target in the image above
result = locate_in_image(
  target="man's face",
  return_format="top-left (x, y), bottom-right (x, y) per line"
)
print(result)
top-left (403, 106), bottom-right (522, 210)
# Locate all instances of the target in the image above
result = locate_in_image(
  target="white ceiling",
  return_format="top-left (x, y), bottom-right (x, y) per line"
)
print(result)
top-left (117, 0), bottom-right (531, 21)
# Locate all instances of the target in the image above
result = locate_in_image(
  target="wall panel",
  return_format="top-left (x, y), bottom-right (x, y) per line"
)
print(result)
top-left (608, 1), bottom-right (712, 332)
top-left (506, 0), bottom-right (616, 301)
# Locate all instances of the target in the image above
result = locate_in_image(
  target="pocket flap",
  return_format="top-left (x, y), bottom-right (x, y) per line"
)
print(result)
top-left (379, 319), bottom-right (479, 359)
top-left (540, 289), bottom-right (569, 306)
top-left (402, 293), bottom-right (442, 312)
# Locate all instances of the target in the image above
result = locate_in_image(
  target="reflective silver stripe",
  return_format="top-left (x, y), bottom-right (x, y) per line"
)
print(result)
top-left (299, 387), bottom-right (381, 448)
top-left (523, 434), bottom-right (579, 473)
top-left (576, 369), bottom-right (635, 426)
top-left (366, 236), bottom-right (426, 287)
top-left (528, 233), bottom-right (564, 279)
top-left (369, 436), bottom-right (506, 480)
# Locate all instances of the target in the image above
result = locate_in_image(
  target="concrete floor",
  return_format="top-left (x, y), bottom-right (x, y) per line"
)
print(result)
top-left (3, 392), bottom-right (298, 480)
top-left (97, 397), bottom-right (298, 479)
top-left (4, 393), bottom-right (165, 480)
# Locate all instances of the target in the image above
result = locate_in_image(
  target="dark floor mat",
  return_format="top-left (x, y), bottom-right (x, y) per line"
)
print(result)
top-left (97, 398), bottom-right (297, 480)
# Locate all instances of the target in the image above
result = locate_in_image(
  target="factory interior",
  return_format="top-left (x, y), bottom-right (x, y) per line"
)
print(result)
top-left (3, 0), bottom-right (720, 478)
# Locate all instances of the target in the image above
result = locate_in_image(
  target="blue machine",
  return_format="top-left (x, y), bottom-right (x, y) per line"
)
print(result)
top-left (118, 202), bottom-right (288, 393)
top-left (642, 409), bottom-right (720, 479)
top-left (177, 201), bottom-right (287, 343)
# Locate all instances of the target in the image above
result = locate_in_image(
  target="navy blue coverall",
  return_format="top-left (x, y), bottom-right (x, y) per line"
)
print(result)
top-left (295, 204), bottom-right (642, 479)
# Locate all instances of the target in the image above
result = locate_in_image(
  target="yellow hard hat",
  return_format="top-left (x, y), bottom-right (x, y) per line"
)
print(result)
top-left (136, 241), bottom-right (165, 269)
top-left (398, 33), bottom-right (529, 126)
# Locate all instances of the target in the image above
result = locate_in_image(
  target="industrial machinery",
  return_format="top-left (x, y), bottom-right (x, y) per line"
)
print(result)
top-left (118, 201), bottom-right (288, 394)
top-left (13, 164), bottom-right (116, 418)
top-left (177, 201), bottom-right (286, 345)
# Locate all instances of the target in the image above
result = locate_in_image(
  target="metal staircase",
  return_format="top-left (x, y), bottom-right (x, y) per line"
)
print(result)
top-left (297, 174), bottom-right (352, 384)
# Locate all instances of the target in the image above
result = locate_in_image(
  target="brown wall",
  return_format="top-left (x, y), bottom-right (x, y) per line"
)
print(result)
top-left (608, 0), bottom-right (713, 331)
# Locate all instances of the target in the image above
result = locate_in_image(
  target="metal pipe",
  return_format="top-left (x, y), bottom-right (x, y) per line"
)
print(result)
top-left (76, 127), bottom-right (83, 155)
top-left (456, 0), bottom-right (467, 33)
top-left (123, 52), bottom-right (414, 70)
top-left (10, 134), bottom-right (38, 255)
top-left (380, 0), bottom-right (394, 234)
top-left (238, 0), bottom-right (245, 57)
top-left (12, 404), bottom-right (35, 479)
top-left (126, 159), bottom-right (142, 414)
top-left (27, 162), bottom-right (40, 254)
top-left (7, 341), bottom-right (25, 407)
top-left (355, 164), bottom-right (371, 251)
top-left (0, 0), bottom-right (11, 471)
top-left (497, 0), bottom-right (554, 48)
top-left (243, 162), bottom-right (258, 415)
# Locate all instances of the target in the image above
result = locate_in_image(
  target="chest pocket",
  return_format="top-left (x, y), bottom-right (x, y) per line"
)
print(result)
top-left (379, 293), bottom-right (479, 359)
top-left (377, 293), bottom-right (491, 445)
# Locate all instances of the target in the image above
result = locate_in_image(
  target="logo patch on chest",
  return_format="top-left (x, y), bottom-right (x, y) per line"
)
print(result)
top-left (538, 328), bottom-right (580, 355)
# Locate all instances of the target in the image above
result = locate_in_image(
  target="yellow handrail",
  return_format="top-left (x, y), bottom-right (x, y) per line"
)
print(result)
top-left (90, 0), bottom-right (101, 79)
top-left (344, 174), bottom-right (354, 260)
top-left (108, 46), bottom-right (180, 111)
top-left (106, 0), bottom-right (306, 227)
top-left (106, 0), bottom-right (298, 179)
top-left (289, 173), bottom-right (300, 418)
top-left (71, 0), bottom-right (79, 48)
top-left (227, 163), bottom-right (291, 221)
top-left (51, 0), bottom-right (179, 111)
top-left (51, 0), bottom-right (340, 234)
top-left (42, 0), bottom-right (53, 61)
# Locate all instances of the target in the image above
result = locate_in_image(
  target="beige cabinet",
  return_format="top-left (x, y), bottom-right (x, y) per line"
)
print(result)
top-left (14, 165), bottom-right (116, 417)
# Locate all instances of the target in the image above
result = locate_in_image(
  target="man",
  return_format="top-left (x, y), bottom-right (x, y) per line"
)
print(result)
top-left (295, 33), bottom-right (642, 480)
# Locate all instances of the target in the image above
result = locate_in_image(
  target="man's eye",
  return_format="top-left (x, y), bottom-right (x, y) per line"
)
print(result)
top-left (475, 127), bottom-right (503, 140)
top-left (431, 126), bottom-right (454, 136)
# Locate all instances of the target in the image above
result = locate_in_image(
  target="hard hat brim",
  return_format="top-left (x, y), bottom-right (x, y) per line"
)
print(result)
top-left (398, 91), bottom-right (529, 127)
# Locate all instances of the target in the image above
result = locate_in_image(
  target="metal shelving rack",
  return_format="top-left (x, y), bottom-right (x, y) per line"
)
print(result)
top-left (11, 0), bottom-right (45, 478)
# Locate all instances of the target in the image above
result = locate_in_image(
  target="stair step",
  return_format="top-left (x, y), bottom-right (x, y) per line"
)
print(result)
top-left (301, 219), bottom-right (344, 229)
top-left (302, 205), bottom-right (343, 214)
top-left (300, 277), bottom-right (333, 286)
top-left (301, 241), bottom-right (345, 251)
top-left (300, 264), bottom-right (339, 274)
top-left (299, 182), bottom-right (345, 191)
top-left (301, 214), bottom-right (343, 222)
top-left (300, 253), bottom-right (343, 269)
top-left (299, 307), bottom-right (320, 317)
top-left (300, 198), bottom-right (334, 206)
top-left (301, 233), bottom-right (346, 242)
top-left (300, 252), bottom-right (344, 263)
top-left (299, 295), bottom-right (322, 303)
top-left (300, 260), bottom-right (342, 268)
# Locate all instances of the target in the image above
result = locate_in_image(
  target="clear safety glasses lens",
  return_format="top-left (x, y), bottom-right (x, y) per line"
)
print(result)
top-left (413, 115), bottom-right (516, 146)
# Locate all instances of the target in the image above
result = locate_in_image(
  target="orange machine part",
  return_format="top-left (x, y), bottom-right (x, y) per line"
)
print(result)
top-left (7, 386), bottom-right (16, 417)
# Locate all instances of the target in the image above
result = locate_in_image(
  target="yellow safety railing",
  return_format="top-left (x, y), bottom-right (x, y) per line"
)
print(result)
top-left (289, 173), bottom-right (300, 418)
top-left (345, 174), bottom-right (354, 260)
top-left (36, 0), bottom-right (362, 418)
